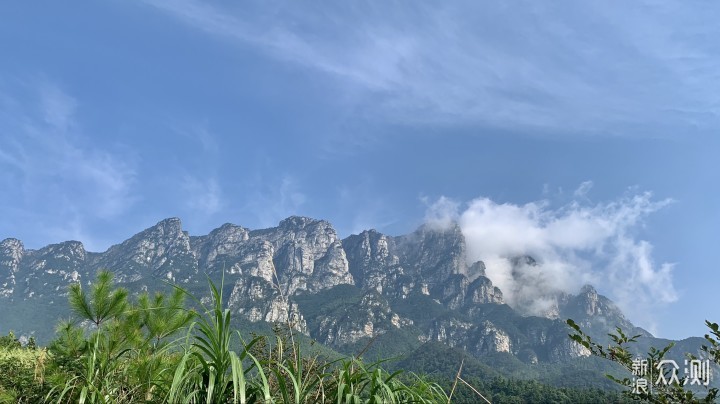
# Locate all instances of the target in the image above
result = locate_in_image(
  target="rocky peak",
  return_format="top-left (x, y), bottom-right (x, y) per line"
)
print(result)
top-left (577, 285), bottom-right (599, 314)
top-left (146, 217), bottom-right (185, 238)
top-left (467, 276), bottom-right (504, 305)
top-left (110, 217), bottom-right (189, 251)
top-left (0, 238), bottom-right (25, 297)
top-left (191, 223), bottom-right (250, 269)
top-left (8, 240), bottom-right (88, 300)
top-left (250, 217), bottom-right (353, 295)
top-left (33, 241), bottom-right (87, 264)
top-left (411, 222), bottom-right (465, 250)
top-left (580, 284), bottom-right (597, 295)
top-left (94, 218), bottom-right (196, 282)
top-left (1, 238), bottom-right (25, 264)
top-left (563, 284), bottom-right (619, 319)
top-left (254, 217), bottom-right (337, 252)
top-left (395, 222), bottom-right (467, 292)
top-left (467, 261), bottom-right (486, 278)
top-left (0, 215), bottom-right (659, 369)
top-left (351, 230), bottom-right (393, 260)
top-left (208, 223), bottom-right (250, 242)
top-left (343, 230), bottom-right (400, 292)
top-left (442, 273), bottom-right (504, 312)
top-left (278, 216), bottom-right (321, 229)
top-left (558, 284), bottom-right (651, 338)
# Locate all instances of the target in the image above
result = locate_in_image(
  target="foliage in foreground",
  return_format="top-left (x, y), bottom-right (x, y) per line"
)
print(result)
top-left (395, 341), bottom-right (631, 403)
top-left (567, 318), bottom-right (720, 403)
top-left (1, 271), bottom-right (448, 403)
top-left (8, 268), bottom-right (702, 402)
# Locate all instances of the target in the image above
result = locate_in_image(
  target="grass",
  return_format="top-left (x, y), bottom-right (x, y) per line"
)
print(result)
top-left (3, 271), bottom-right (451, 403)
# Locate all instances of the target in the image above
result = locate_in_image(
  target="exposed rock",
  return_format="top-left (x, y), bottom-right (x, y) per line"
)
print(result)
top-left (20, 241), bottom-right (87, 299)
top-left (395, 223), bottom-right (467, 295)
top-left (311, 291), bottom-right (413, 346)
top-left (549, 339), bottom-right (591, 361)
top-left (343, 230), bottom-right (407, 297)
top-left (252, 216), bottom-right (354, 295)
top-left (0, 238), bottom-right (24, 298)
top-left (559, 284), bottom-right (651, 337)
top-left (477, 321), bottom-right (512, 354)
top-left (0, 216), bottom-right (660, 367)
top-left (93, 218), bottom-right (197, 283)
top-left (442, 274), bottom-right (504, 313)
top-left (426, 318), bottom-right (511, 355)
top-left (467, 260), bottom-right (486, 278)
top-left (191, 223), bottom-right (250, 270)
top-left (227, 276), bottom-right (308, 334)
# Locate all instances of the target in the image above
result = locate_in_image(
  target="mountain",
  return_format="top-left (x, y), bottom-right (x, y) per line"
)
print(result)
top-left (0, 216), bottom-right (704, 387)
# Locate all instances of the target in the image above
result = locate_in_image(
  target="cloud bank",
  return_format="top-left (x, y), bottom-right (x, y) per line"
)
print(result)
top-left (426, 185), bottom-right (676, 330)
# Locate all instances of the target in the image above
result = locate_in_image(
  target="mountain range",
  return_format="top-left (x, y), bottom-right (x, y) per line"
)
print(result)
top-left (0, 216), bottom-right (707, 386)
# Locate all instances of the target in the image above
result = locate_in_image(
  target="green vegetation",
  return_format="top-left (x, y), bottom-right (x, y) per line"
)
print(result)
top-left (0, 336), bottom-right (50, 403)
top-left (393, 342), bottom-right (630, 403)
top-left (1, 271), bottom-right (448, 403)
top-left (567, 318), bottom-right (720, 403)
top-left (1, 269), bottom-right (686, 403)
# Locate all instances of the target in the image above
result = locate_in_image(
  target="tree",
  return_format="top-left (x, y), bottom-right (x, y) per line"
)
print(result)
top-left (567, 319), bottom-right (720, 403)
top-left (0, 331), bottom-right (21, 350)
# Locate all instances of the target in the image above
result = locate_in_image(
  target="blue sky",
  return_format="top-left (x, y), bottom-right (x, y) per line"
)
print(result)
top-left (1, 1), bottom-right (718, 339)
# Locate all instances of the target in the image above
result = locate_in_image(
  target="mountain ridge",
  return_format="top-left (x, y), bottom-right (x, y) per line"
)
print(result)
top-left (0, 215), bottom-right (693, 378)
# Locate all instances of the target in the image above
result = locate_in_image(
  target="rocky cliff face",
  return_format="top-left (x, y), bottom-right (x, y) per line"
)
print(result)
top-left (559, 284), bottom-right (652, 338)
top-left (248, 216), bottom-right (354, 295)
top-left (426, 319), bottom-right (513, 356)
top-left (310, 291), bottom-right (413, 345)
top-left (0, 216), bottom-right (640, 363)
top-left (0, 238), bottom-right (24, 298)
top-left (92, 218), bottom-right (197, 283)
top-left (0, 239), bottom-right (87, 302)
top-left (394, 223), bottom-right (468, 296)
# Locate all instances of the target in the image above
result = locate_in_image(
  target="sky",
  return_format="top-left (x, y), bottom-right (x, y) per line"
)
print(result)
top-left (0, 1), bottom-right (718, 339)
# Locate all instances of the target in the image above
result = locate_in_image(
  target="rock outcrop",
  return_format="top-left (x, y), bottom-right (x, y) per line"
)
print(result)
top-left (0, 216), bottom-right (646, 363)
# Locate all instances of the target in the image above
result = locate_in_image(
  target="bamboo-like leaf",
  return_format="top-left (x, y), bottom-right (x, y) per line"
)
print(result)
top-left (230, 350), bottom-right (246, 404)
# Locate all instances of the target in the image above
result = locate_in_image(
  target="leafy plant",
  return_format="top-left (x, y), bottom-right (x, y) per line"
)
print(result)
top-left (0, 270), bottom-right (477, 403)
top-left (567, 318), bottom-right (719, 403)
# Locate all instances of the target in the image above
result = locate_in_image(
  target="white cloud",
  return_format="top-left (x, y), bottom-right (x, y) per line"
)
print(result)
top-left (182, 176), bottom-right (223, 215)
top-left (0, 80), bottom-right (137, 249)
top-left (244, 175), bottom-right (307, 227)
top-left (333, 182), bottom-right (398, 236)
top-left (428, 189), bottom-right (676, 329)
top-left (174, 124), bottom-right (220, 155)
top-left (141, 0), bottom-right (720, 136)
top-left (39, 83), bottom-right (77, 131)
top-left (573, 180), bottom-right (593, 198)
top-left (422, 196), bottom-right (460, 230)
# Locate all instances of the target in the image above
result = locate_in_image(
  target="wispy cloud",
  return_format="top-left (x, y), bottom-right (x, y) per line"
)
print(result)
top-left (39, 83), bottom-right (77, 131)
top-left (182, 176), bottom-right (223, 215)
top-left (423, 196), bottom-right (460, 230)
top-left (0, 80), bottom-right (137, 249)
top-left (573, 180), bottom-right (594, 198)
top-left (425, 187), bottom-right (676, 333)
top-left (174, 124), bottom-right (220, 155)
top-left (243, 174), bottom-right (307, 228)
top-left (141, 0), bottom-right (720, 136)
top-left (334, 181), bottom-right (399, 236)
